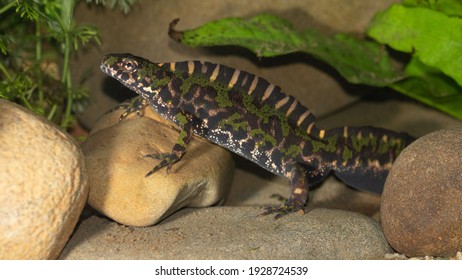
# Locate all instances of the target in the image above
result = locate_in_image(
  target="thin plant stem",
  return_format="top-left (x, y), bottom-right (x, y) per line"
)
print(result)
top-left (61, 32), bottom-right (73, 128)
top-left (0, 62), bottom-right (12, 81)
top-left (0, 1), bottom-right (15, 15)
top-left (19, 85), bottom-right (36, 110)
top-left (47, 103), bottom-right (58, 120)
top-left (59, 0), bottom-right (75, 128)
top-left (35, 19), bottom-right (44, 102)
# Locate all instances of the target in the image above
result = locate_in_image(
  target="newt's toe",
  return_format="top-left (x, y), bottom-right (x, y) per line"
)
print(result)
top-left (259, 199), bottom-right (306, 219)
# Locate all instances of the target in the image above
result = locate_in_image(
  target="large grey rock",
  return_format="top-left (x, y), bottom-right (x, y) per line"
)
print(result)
top-left (61, 207), bottom-right (392, 259)
top-left (0, 100), bottom-right (88, 259)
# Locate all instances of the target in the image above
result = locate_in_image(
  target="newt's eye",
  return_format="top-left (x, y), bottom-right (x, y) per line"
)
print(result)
top-left (123, 59), bottom-right (138, 72)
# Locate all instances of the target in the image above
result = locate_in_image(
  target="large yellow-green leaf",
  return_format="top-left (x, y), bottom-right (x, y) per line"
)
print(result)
top-left (368, 4), bottom-right (462, 87)
top-left (403, 0), bottom-right (462, 17)
top-left (391, 57), bottom-right (462, 119)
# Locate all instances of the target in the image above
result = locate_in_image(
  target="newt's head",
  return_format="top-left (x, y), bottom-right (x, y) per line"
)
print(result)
top-left (101, 53), bottom-right (170, 98)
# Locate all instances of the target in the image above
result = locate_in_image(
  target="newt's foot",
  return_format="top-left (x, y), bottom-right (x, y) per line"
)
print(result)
top-left (114, 97), bottom-right (148, 121)
top-left (259, 195), bottom-right (306, 219)
top-left (144, 152), bottom-right (180, 176)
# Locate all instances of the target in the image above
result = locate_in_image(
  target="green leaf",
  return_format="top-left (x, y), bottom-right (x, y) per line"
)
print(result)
top-left (14, 0), bottom-right (40, 21)
top-left (72, 24), bottom-right (101, 51)
top-left (391, 78), bottom-right (462, 119)
top-left (0, 35), bottom-right (11, 54)
top-left (169, 15), bottom-right (304, 56)
top-left (367, 4), bottom-right (462, 87)
top-left (301, 31), bottom-right (403, 85)
top-left (388, 55), bottom-right (462, 119)
top-left (390, 57), bottom-right (462, 119)
top-left (403, 0), bottom-right (462, 17)
top-left (169, 14), bottom-right (403, 86)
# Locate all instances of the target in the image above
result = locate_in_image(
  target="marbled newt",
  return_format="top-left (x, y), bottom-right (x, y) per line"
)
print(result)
top-left (100, 53), bottom-right (414, 218)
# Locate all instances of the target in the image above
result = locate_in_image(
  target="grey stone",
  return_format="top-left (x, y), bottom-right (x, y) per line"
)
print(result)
top-left (61, 207), bottom-right (392, 259)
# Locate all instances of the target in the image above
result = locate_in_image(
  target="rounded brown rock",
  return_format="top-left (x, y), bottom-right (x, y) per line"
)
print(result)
top-left (82, 107), bottom-right (234, 226)
top-left (0, 100), bottom-right (88, 259)
top-left (381, 127), bottom-right (462, 257)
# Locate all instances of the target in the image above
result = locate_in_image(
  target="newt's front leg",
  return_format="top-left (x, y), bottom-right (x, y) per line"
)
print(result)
top-left (111, 96), bottom-right (148, 120)
top-left (145, 111), bottom-right (194, 176)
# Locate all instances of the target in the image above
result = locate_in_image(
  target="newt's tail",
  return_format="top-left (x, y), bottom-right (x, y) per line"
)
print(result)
top-left (327, 126), bottom-right (415, 194)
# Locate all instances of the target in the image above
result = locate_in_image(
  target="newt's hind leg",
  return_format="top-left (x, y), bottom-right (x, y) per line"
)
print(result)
top-left (260, 163), bottom-right (310, 219)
